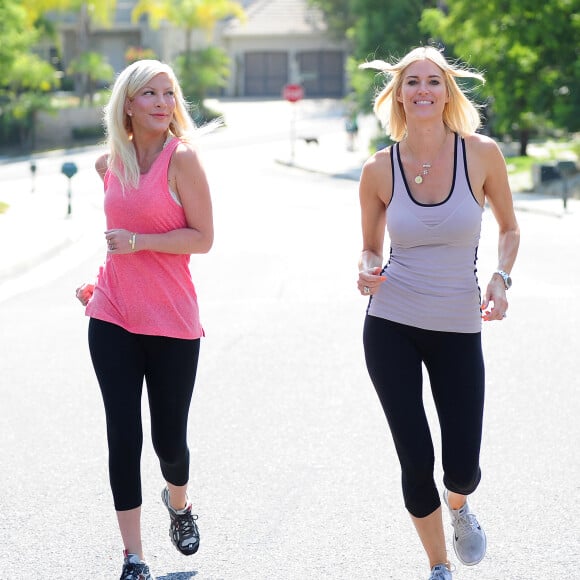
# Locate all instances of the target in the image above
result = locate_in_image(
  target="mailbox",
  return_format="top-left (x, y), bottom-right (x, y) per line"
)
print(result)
top-left (61, 162), bottom-right (78, 179)
top-left (557, 160), bottom-right (578, 178)
top-left (61, 161), bottom-right (78, 216)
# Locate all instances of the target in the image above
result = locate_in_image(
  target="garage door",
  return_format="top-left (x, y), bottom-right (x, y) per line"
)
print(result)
top-left (297, 50), bottom-right (344, 97)
top-left (244, 52), bottom-right (288, 97)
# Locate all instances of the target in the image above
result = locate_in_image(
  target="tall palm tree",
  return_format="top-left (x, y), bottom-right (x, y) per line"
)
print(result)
top-left (23, 1), bottom-right (118, 99)
top-left (67, 51), bottom-right (114, 104)
top-left (131, 0), bottom-right (246, 120)
top-left (132, 0), bottom-right (246, 57)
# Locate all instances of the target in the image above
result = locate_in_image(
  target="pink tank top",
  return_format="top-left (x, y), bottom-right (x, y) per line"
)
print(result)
top-left (86, 137), bottom-right (204, 339)
top-left (367, 134), bottom-right (484, 333)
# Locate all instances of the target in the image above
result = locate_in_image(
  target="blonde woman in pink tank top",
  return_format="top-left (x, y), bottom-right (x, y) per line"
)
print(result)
top-left (75, 60), bottom-right (216, 580)
top-left (357, 47), bottom-right (520, 580)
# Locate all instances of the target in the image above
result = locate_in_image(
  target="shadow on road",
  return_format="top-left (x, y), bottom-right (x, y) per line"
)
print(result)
top-left (157, 572), bottom-right (197, 580)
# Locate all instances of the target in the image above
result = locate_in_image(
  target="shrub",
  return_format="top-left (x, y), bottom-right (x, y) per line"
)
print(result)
top-left (71, 125), bottom-right (105, 140)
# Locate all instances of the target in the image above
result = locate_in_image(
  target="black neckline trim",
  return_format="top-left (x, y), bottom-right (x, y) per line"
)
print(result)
top-left (396, 133), bottom-right (458, 207)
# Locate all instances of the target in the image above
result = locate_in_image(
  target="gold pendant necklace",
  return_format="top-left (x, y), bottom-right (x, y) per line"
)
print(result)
top-left (414, 163), bottom-right (431, 184)
top-left (406, 131), bottom-right (448, 186)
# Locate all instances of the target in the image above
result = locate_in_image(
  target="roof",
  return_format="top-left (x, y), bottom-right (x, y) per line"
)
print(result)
top-left (223, 0), bottom-right (327, 37)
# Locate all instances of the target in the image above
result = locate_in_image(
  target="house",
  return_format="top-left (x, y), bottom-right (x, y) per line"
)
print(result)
top-left (53, 1), bottom-right (172, 75)
top-left (51, 0), bottom-right (348, 99)
top-left (219, 0), bottom-right (348, 98)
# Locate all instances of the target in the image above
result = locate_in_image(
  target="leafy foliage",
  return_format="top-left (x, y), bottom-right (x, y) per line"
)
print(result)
top-left (133, 0), bottom-right (245, 34)
top-left (420, 0), bottom-right (579, 152)
top-left (132, 0), bottom-right (246, 113)
top-left (125, 46), bottom-right (158, 65)
top-left (175, 47), bottom-right (230, 123)
top-left (23, 0), bottom-right (117, 27)
top-left (310, 0), bottom-right (439, 113)
top-left (67, 51), bottom-right (114, 104)
top-left (0, 0), bottom-right (34, 70)
top-left (132, 0), bottom-right (246, 53)
top-left (311, 0), bottom-right (579, 153)
top-left (0, 1), bottom-right (60, 150)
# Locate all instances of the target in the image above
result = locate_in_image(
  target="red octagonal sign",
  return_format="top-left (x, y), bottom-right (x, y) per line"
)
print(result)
top-left (283, 83), bottom-right (304, 103)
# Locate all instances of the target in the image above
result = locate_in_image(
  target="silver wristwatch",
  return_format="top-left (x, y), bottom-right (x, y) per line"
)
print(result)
top-left (495, 270), bottom-right (512, 290)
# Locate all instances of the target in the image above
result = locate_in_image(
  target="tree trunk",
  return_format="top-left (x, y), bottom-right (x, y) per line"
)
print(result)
top-left (519, 128), bottom-right (530, 156)
top-left (77, 3), bottom-right (91, 104)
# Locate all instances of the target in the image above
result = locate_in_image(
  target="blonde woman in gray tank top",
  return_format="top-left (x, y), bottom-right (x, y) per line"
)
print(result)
top-left (357, 47), bottom-right (520, 580)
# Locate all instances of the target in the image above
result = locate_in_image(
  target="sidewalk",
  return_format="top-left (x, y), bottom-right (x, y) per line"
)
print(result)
top-left (0, 149), bottom-right (105, 301)
top-left (0, 185), bottom-right (89, 282)
top-left (0, 126), bottom-right (578, 298)
top-left (280, 128), bottom-right (580, 217)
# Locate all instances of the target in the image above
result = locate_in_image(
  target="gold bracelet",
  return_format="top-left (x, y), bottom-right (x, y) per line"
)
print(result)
top-left (129, 232), bottom-right (136, 251)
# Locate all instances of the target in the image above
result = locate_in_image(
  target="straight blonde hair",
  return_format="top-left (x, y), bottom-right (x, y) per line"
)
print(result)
top-left (103, 59), bottom-right (196, 190)
top-left (360, 46), bottom-right (485, 141)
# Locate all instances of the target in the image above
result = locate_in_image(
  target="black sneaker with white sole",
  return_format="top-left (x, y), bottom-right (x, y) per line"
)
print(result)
top-left (120, 551), bottom-right (155, 580)
top-left (161, 486), bottom-right (200, 556)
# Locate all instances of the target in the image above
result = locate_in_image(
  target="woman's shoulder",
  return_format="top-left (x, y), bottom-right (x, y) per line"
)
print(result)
top-left (463, 132), bottom-right (502, 154)
top-left (169, 138), bottom-right (205, 182)
top-left (463, 133), bottom-right (509, 195)
top-left (463, 133), bottom-right (506, 166)
top-left (95, 153), bottom-right (109, 180)
top-left (362, 145), bottom-right (393, 176)
top-left (171, 138), bottom-right (201, 163)
top-left (360, 145), bottom-right (393, 205)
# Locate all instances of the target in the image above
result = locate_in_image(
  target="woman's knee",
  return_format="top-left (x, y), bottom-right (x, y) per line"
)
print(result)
top-left (157, 445), bottom-right (190, 485)
top-left (155, 440), bottom-right (188, 464)
top-left (401, 456), bottom-right (440, 517)
top-left (443, 466), bottom-right (482, 496)
top-left (403, 474), bottom-right (440, 517)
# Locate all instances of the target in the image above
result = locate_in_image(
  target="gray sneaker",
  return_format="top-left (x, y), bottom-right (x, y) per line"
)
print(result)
top-left (443, 489), bottom-right (487, 566)
top-left (120, 551), bottom-right (155, 580)
top-left (161, 486), bottom-right (200, 556)
top-left (429, 564), bottom-right (452, 580)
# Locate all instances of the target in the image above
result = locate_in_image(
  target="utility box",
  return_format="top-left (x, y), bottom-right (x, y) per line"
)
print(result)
top-left (556, 160), bottom-right (578, 178)
top-left (532, 163), bottom-right (560, 188)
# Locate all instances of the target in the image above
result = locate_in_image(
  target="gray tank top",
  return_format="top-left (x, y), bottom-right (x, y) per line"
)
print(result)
top-left (367, 134), bottom-right (484, 333)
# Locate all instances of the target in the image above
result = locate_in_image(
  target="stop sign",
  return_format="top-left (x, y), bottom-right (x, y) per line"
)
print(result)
top-left (283, 83), bottom-right (304, 103)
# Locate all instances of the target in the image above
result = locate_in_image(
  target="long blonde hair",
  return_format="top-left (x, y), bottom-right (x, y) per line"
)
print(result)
top-left (103, 59), bottom-right (196, 190)
top-left (360, 46), bottom-right (485, 141)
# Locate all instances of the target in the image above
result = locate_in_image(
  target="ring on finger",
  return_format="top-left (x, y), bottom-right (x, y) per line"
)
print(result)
top-left (363, 285), bottom-right (371, 295)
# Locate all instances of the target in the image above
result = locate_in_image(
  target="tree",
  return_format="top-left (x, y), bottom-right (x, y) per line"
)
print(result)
top-left (67, 51), bottom-right (114, 105)
top-left (309, 0), bottom-right (440, 112)
top-left (23, 0), bottom-right (118, 99)
top-left (131, 0), bottom-right (246, 116)
top-left (0, 0), bottom-right (58, 150)
top-left (420, 0), bottom-right (580, 155)
top-left (174, 46), bottom-right (230, 121)
top-left (132, 0), bottom-right (246, 57)
top-left (4, 52), bottom-right (60, 149)
top-left (125, 46), bottom-right (158, 65)
top-left (306, 0), bottom-right (354, 42)
top-left (0, 0), bottom-right (34, 71)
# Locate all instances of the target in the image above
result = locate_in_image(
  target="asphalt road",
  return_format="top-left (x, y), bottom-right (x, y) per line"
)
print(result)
top-left (0, 100), bottom-right (579, 579)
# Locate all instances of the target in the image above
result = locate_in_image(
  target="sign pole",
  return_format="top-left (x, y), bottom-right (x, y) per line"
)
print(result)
top-left (282, 84), bottom-right (304, 165)
top-left (290, 102), bottom-right (297, 164)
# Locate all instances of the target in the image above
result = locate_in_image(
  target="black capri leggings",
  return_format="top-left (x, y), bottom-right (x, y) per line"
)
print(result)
top-left (363, 315), bottom-right (485, 518)
top-left (88, 318), bottom-right (200, 511)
